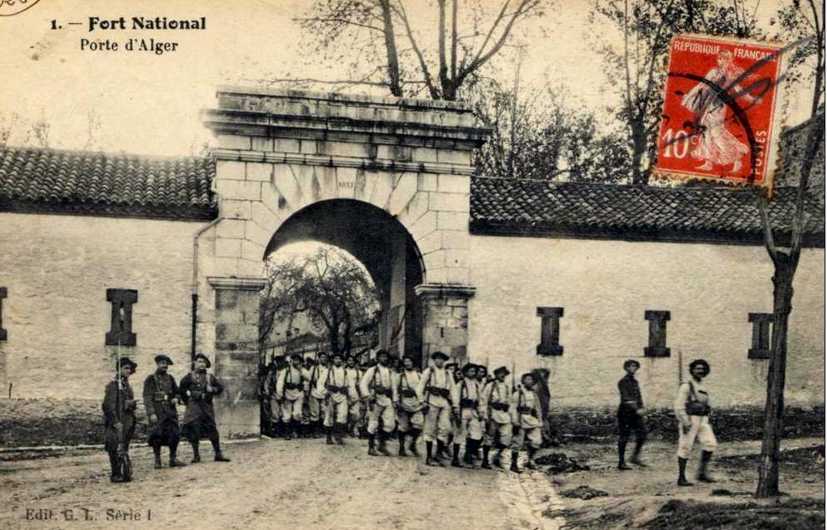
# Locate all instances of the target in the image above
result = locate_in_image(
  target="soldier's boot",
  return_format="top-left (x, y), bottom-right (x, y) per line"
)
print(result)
top-left (368, 434), bottom-right (379, 456)
top-left (335, 424), bottom-right (346, 445)
top-left (169, 444), bottom-right (186, 468)
top-left (377, 431), bottom-right (391, 456)
top-left (191, 443), bottom-right (201, 464)
top-left (525, 447), bottom-right (538, 470)
top-left (211, 437), bottom-right (231, 462)
top-left (409, 430), bottom-right (421, 457)
top-left (152, 446), bottom-right (163, 469)
top-left (451, 443), bottom-right (463, 468)
top-left (617, 439), bottom-right (632, 470)
top-left (481, 445), bottom-right (492, 469)
top-left (398, 432), bottom-right (408, 457)
top-left (108, 451), bottom-right (123, 482)
top-left (492, 447), bottom-right (503, 468)
top-left (436, 439), bottom-right (449, 460)
top-left (510, 450), bottom-right (522, 474)
top-left (696, 451), bottom-right (716, 483)
top-left (463, 441), bottom-right (475, 466)
top-left (629, 441), bottom-right (647, 467)
top-left (677, 457), bottom-right (693, 486)
top-left (326, 426), bottom-right (335, 445)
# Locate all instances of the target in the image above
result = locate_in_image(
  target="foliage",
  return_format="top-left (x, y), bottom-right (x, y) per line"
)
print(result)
top-left (772, 0), bottom-right (825, 116)
top-left (292, 0), bottom-right (547, 100)
top-left (589, 0), bottom-right (764, 185)
top-left (471, 80), bottom-right (631, 182)
top-left (260, 246), bottom-right (380, 355)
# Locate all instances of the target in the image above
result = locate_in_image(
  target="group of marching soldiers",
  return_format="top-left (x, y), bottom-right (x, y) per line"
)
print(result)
top-left (261, 349), bottom-right (544, 472)
top-left (102, 352), bottom-right (231, 483)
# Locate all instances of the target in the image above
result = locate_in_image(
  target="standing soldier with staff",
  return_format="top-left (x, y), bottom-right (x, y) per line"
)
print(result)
top-left (345, 354), bottom-right (364, 437)
top-left (308, 352), bottom-right (331, 438)
top-left (277, 353), bottom-right (307, 440)
top-left (179, 353), bottom-right (231, 463)
top-left (359, 349), bottom-right (398, 456)
top-left (481, 366), bottom-right (513, 470)
top-left (324, 351), bottom-right (354, 445)
top-left (510, 372), bottom-right (543, 473)
top-left (143, 353), bottom-right (186, 469)
top-left (394, 355), bottom-right (424, 457)
top-left (102, 356), bottom-right (138, 483)
top-left (418, 351), bottom-right (454, 466)
top-left (617, 359), bottom-right (647, 470)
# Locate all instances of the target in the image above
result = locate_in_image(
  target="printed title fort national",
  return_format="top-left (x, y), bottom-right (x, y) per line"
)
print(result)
top-left (88, 16), bottom-right (206, 32)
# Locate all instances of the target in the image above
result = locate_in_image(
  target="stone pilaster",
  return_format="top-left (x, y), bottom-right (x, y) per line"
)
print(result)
top-left (208, 276), bottom-right (266, 439)
top-left (415, 283), bottom-right (475, 367)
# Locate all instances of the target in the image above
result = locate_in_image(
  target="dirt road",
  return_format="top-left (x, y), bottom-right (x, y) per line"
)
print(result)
top-left (1, 438), bottom-right (564, 530)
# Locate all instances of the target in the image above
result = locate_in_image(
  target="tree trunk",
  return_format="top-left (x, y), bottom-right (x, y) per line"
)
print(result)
top-left (756, 256), bottom-right (795, 497)
top-left (630, 129), bottom-right (647, 185)
top-left (378, 0), bottom-right (402, 97)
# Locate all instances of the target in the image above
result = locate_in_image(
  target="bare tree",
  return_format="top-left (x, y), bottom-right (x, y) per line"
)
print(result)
top-left (755, 0), bottom-right (824, 499)
top-left (0, 112), bottom-right (19, 147)
top-left (261, 246), bottom-right (380, 356)
top-left (590, 0), bottom-right (763, 185)
top-left (287, 0), bottom-right (546, 100)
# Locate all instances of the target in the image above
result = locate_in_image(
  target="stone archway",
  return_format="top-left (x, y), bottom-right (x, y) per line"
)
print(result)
top-left (198, 87), bottom-right (489, 438)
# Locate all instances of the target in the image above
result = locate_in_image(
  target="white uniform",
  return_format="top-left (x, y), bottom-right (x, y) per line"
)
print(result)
top-left (324, 365), bottom-right (355, 427)
top-left (511, 387), bottom-right (542, 450)
top-left (452, 378), bottom-right (483, 445)
top-left (276, 364), bottom-right (305, 422)
top-left (395, 370), bottom-right (424, 433)
top-left (346, 367), bottom-right (363, 425)
top-left (674, 379), bottom-right (718, 459)
top-left (417, 366), bottom-right (454, 443)
top-left (360, 365), bottom-right (398, 434)
top-left (481, 379), bottom-right (513, 447)
top-left (308, 364), bottom-right (331, 422)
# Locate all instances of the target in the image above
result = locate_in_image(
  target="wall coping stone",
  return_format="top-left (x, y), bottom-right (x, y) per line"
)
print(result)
top-left (207, 277), bottom-right (267, 291)
top-left (415, 283), bottom-right (476, 299)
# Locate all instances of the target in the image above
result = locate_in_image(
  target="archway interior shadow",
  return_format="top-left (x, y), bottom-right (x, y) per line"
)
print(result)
top-left (264, 199), bottom-right (425, 363)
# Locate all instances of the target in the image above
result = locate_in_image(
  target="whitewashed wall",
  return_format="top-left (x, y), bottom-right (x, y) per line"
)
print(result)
top-left (468, 234), bottom-right (824, 410)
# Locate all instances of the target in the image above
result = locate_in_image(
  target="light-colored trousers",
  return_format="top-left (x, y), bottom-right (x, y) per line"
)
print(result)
top-left (281, 396), bottom-right (304, 422)
top-left (454, 408), bottom-right (483, 444)
top-left (366, 401), bottom-right (396, 434)
top-left (677, 415), bottom-right (718, 459)
top-left (324, 396), bottom-right (349, 426)
top-left (423, 405), bottom-right (452, 443)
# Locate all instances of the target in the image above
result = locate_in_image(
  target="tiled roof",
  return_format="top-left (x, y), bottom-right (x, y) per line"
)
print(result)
top-left (0, 146), bottom-right (216, 220)
top-left (470, 177), bottom-right (824, 246)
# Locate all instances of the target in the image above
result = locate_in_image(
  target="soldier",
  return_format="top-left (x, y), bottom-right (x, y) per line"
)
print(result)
top-left (617, 359), bottom-right (647, 470)
top-left (452, 363), bottom-right (484, 468)
top-left (308, 352), bottom-right (331, 437)
top-left (103, 357), bottom-right (138, 483)
top-left (277, 353), bottom-right (306, 440)
top-left (179, 353), bottom-right (231, 463)
top-left (510, 372), bottom-right (543, 473)
top-left (267, 356), bottom-right (287, 437)
top-left (674, 358), bottom-right (717, 486)
top-left (395, 355), bottom-right (424, 457)
top-left (143, 353), bottom-right (186, 469)
top-left (324, 351), bottom-right (354, 445)
top-left (481, 366), bottom-right (513, 470)
top-left (345, 355), bottom-right (364, 437)
top-left (360, 349), bottom-right (398, 456)
top-left (418, 351), bottom-right (454, 466)
top-left (300, 356), bottom-right (316, 437)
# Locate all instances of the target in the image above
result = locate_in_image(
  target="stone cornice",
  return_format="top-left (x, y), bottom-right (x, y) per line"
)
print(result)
top-left (211, 148), bottom-right (475, 176)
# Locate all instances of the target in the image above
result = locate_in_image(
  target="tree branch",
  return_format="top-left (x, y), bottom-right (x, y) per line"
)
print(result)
top-left (757, 192), bottom-right (780, 265)
top-left (395, 1), bottom-right (440, 98)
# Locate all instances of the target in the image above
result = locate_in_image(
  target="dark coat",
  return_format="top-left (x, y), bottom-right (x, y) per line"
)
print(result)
top-left (102, 377), bottom-right (136, 452)
top-left (179, 371), bottom-right (224, 441)
top-left (143, 371), bottom-right (181, 447)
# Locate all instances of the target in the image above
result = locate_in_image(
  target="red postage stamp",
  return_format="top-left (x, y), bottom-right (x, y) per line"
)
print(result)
top-left (654, 34), bottom-right (785, 193)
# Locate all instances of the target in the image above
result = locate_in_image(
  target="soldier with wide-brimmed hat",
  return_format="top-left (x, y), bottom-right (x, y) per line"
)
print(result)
top-left (277, 352), bottom-right (307, 440)
top-left (617, 358), bottom-right (647, 470)
top-left (452, 363), bottom-right (484, 468)
top-left (143, 353), bottom-right (186, 469)
top-left (394, 355), bottom-right (424, 457)
top-left (674, 358), bottom-right (717, 486)
top-left (179, 353), bottom-right (230, 463)
top-left (510, 371), bottom-right (543, 473)
top-left (323, 351), bottom-right (355, 445)
top-left (359, 349), bottom-right (398, 456)
top-left (417, 350), bottom-right (454, 466)
top-left (102, 356), bottom-right (138, 483)
top-left (481, 365), bottom-right (512, 469)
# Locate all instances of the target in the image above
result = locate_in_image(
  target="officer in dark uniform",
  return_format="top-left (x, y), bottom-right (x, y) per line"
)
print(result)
top-left (102, 357), bottom-right (138, 483)
top-left (179, 353), bottom-right (231, 463)
top-left (617, 359), bottom-right (647, 470)
top-left (143, 353), bottom-right (186, 469)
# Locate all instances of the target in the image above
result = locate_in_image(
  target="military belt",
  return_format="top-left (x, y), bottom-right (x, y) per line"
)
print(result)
top-left (326, 384), bottom-right (347, 394)
top-left (426, 386), bottom-right (450, 399)
top-left (285, 382), bottom-right (302, 391)
top-left (460, 398), bottom-right (478, 409)
top-left (517, 405), bottom-right (537, 417)
top-left (490, 402), bottom-right (510, 412)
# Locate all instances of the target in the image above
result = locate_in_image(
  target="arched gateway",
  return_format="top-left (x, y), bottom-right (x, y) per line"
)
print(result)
top-left (198, 88), bottom-right (490, 437)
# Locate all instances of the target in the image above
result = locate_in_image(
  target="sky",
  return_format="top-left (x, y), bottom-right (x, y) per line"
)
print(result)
top-left (0, 0), bottom-right (816, 157)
